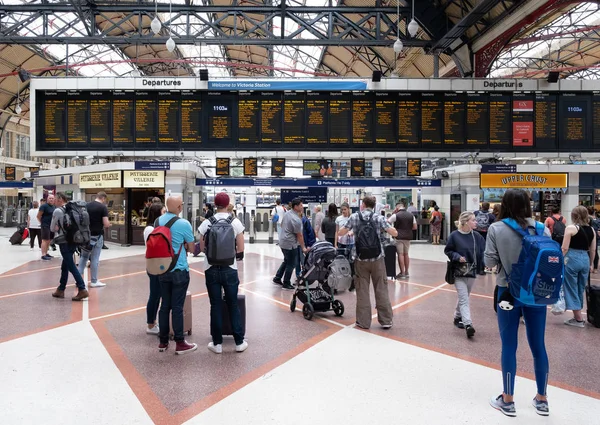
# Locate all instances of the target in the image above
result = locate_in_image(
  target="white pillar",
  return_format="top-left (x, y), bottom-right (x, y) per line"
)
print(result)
top-left (245, 187), bottom-right (257, 212)
top-left (562, 172), bottom-right (579, 224)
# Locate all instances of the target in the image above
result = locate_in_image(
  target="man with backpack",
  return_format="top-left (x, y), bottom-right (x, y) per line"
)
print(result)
top-left (338, 196), bottom-right (398, 329)
top-left (198, 192), bottom-right (247, 354)
top-left (50, 193), bottom-right (89, 301)
top-left (388, 202), bottom-right (417, 279)
top-left (273, 198), bottom-right (307, 290)
top-left (474, 202), bottom-right (496, 274)
top-left (544, 206), bottom-right (567, 244)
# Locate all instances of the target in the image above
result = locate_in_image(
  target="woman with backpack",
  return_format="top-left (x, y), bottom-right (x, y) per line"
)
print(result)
top-left (321, 203), bottom-right (338, 245)
top-left (143, 203), bottom-right (165, 335)
top-left (485, 189), bottom-right (551, 417)
top-left (561, 205), bottom-right (596, 328)
top-left (444, 211), bottom-right (485, 338)
top-left (430, 205), bottom-right (442, 245)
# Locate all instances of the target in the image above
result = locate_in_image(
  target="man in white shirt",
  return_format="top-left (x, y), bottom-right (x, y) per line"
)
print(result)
top-left (199, 192), bottom-right (248, 354)
top-left (271, 198), bottom-right (286, 242)
top-left (313, 205), bottom-right (325, 241)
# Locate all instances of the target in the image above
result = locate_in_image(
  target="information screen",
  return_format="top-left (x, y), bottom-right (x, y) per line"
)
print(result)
top-left (180, 91), bottom-right (202, 145)
top-left (67, 91), bottom-right (88, 146)
top-left (489, 93), bottom-right (511, 147)
top-left (43, 92), bottom-right (67, 146)
top-left (444, 93), bottom-right (465, 146)
top-left (243, 158), bottom-right (258, 176)
top-left (271, 158), bottom-right (285, 177)
top-left (593, 94), bottom-right (600, 146)
top-left (283, 92), bottom-right (305, 145)
top-left (206, 92), bottom-right (233, 147)
top-left (560, 94), bottom-right (590, 150)
top-left (380, 158), bottom-right (395, 177)
top-left (135, 92), bottom-right (157, 148)
top-left (112, 91), bottom-right (134, 146)
top-left (306, 92), bottom-right (328, 147)
top-left (261, 92), bottom-right (283, 148)
top-left (89, 91), bottom-right (111, 146)
top-left (329, 92), bottom-right (351, 146)
top-left (238, 92), bottom-right (260, 145)
top-left (375, 92), bottom-right (396, 146)
top-left (303, 159), bottom-right (332, 176)
top-left (350, 158), bottom-right (365, 177)
top-left (512, 93), bottom-right (534, 147)
top-left (534, 93), bottom-right (557, 150)
top-left (398, 93), bottom-right (420, 147)
top-left (466, 93), bottom-right (488, 146)
top-left (407, 158), bottom-right (422, 177)
top-left (157, 92), bottom-right (179, 146)
top-left (421, 93), bottom-right (443, 146)
top-left (216, 158), bottom-right (230, 176)
top-left (352, 92), bottom-right (374, 146)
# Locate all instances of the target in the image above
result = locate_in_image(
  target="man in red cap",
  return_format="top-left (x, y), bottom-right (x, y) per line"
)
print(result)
top-left (199, 192), bottom-right (247, 354)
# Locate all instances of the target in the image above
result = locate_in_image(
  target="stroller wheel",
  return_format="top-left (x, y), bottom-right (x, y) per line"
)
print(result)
top-left (332, 300), bottom-right (345, 317)
top-left (302, 303), bottom-right (314, 320)
top-left (290, 297), bottom-right (297, 313)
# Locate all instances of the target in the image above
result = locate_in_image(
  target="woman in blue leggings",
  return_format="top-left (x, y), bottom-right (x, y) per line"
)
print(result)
top-left (484, 189), bottom-right (550, 417)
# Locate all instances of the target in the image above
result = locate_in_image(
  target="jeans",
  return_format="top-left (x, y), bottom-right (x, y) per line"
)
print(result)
top-left (275, 247), bottom-right (298, 284)
top-left (158, 270), bottom-right (190, 343)
top-left (563, 249), bottom-right (590, 311)
top-left (77, 235), bottom-right (103, 283)
top-left (58, 244), bottom-right (87, 291)
top-left (454, 277), bottom-right (475, 326)
top-left (146, 273), bottom-right (161, 325)
top-left (205, 265), bottom-right (244, 345)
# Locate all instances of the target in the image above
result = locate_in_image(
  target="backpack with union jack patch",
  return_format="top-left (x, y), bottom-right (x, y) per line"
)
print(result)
top-left (503, 218), bottom-right (564, 306)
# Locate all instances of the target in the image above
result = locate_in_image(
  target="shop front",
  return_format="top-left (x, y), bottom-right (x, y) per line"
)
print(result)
top-left (124, 170), bottom-right (166, 245)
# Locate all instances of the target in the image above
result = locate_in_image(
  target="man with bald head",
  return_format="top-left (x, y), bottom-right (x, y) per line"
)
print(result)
top-left (157, 195), bottom-right (197, 355)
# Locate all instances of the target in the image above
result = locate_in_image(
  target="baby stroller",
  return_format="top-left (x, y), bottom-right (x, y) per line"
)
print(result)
top-left (290, 241), bottom-right (345, 320)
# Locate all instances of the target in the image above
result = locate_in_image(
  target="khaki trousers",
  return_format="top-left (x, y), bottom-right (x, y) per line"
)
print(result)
top-left (354, 258), bottom-right (393, 328)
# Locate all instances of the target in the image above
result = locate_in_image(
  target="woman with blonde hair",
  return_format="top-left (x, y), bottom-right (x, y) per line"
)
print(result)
top-left (562, 205), bottom-right (596, 328)
top-left (444, 211), bottom-right (485, 338)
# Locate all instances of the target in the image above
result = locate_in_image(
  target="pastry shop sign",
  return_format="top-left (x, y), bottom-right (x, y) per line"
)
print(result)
top-left (480, 173), bottom-right (568, 189)
top-left (123, 170), bottom-right (165, 188)
top-left (79, 171), bottom-right (122, 189)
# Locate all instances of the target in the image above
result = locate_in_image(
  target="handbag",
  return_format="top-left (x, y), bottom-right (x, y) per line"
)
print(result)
top-left (446, 231), bottom-right (478, 282)
top-left (445, 261), bottom-right (456, 285)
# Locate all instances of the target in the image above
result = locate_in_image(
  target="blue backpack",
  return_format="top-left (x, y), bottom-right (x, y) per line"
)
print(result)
top-left (503, 219), bottom-right (564, 306)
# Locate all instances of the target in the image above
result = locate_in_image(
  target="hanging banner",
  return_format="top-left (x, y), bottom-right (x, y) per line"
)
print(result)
top-left (480, 173), bottom-right (568, 188)
top-left (123, 170), bottom-right (165, 188)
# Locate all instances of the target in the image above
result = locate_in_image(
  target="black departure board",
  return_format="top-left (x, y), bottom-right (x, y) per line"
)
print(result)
top-left (238, 92), bottom-right (260, 145)
top-left (489, 93), bottom-right (511, 147)
top-left (306, 92), bottom-right (328, 147)
top-left (444, 93), bottom-right (465, 146)
top-left (593, 95), bottom-right (600, 146)
top-left (352, 92), bottom-right (374, 146)
top-left (421, 93), bottom-right (443, 146)
top-left (112, 91), bottom-right (134, 146)
top-left (283, 92), bottom-right (305, 145)
top-left (398, 93), bottom-right (420, 147)
top-left (329, 92), bottom-right (351, 146)
top-left (261, 92), bottom-right (283, 148)
top-left (243, 158), bottom-right (258, 176)
top-left (351, 158), bottom-right (365, 177)
top-left (271, 158), bottom-right (285, 177)
top-left (466, 93), bottom-right (488, 146)
top-left (375, 92), bottom-right (396, 146)
top-left (180, 91), bottom-right (202, 145)
top-left (560, 94), bottom-right (590, 150)
top-left (67, 91), bottom-right (88, 146)
top-left (206, 92), bottom-right (233, 147)
top-left (135, 92), bottom-right (157, 147)
top-left (43, 92), bottom-right (66, 145)
top-left (535, 93), bottom-right (557, 150)
top-left (157, 92), bottom-right (179, 145)
top-left (407, 159), bottom-right (422, 177)
top-left (90, 92), bottom-right (111, 146)
top-left (216, 158), bottom-right (230, 176)
top-left (380, 158), bottom-right (395, 177)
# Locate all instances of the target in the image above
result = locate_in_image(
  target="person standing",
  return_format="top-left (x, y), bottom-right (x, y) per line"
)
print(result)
top-left (406, 202), bottom-right (417, 214)
top-left (321, 203), bottom-right (338, 245)
top-left (157, 196), bottom-right (197, 354)
top-left (430, 205), bottom-right (442, 245)
top-left (338, 196), bottom-right (397, 329)
top-left (273, 198), bottom-right (307, 290)
top-left (77, 192), bottom-right (111, 288)
top-left (387, 202), bottom-right (417, 279)
top-left (27, 201), bottom-right (42, 250)
top-left (50, 193), bottom-right (89, 301)
top-left (37, 194), bottom-right (56, 260)
top-left (143, 203), bottom-right (165, 335)
top-left (335, 202), bottom-right (355, 291)
top-left (295, 210), bottom-right (316, 280)
top-left (313, 205), bottom-right (325, 241)
top-left (474, 202), bottom-right (495, 240)
top-left (199, 192), bottom-right (248, 354)
top-left (444, 211), bottom-right (485, 338)
top-left (544, 206), bottom-right (567, 243)
top-left (271, 198), bottom-right (286, 242)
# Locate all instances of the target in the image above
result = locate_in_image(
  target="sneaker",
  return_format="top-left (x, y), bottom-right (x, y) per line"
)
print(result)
top-left (236, 340), bottom-right (249, 352)
top-left (158, 342), bottom-right (169, 352)
top-left (403, 272), bottom-right (409, 278)
top-left (490, 394), bottom-right (517, 417)
top-left (395, 273), bottom-right (403, 279)
top-left (72, 289), bottom-right (89, 301)
top-left (564, 318), bottom-right (585, 328)
top-left (465, 325), bottom-right (476, 338)
top-left (381, 324), bottom-right (393, 329)
top-left (532, 397), bottom-right (549, 416)
top-left (208, 342), bottom-right (222, 354)
top-left (52, 289), bottom-right (65, 298)
top-left (146, 325), bottom-right (160, 335)
top-left (354, 322), bottom-right (369, 329)
top-left (453, 317), bottom-right (465, 329)
top-left (272, 277), bottom-right (283, 285)
top-left (41, 255), bottom-right (52, 261)
top-left (282, 283), bottom-right (295, 290)
top-left (175, 340), bottom-right (198, 355)
top-left (90, 281), bottom-right (107, 288)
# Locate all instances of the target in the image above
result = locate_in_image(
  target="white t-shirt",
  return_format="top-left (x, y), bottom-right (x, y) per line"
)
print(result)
top-left (198, 212), bottom-right (245, 270)
top-left (272, 205), bottom-right (286, 223)
top-left (335, 215), bottom-right (353, 245)
top-left (28, 208), bottom-right (41, 229)
top-left (143, 226), bottom-right (154, 244)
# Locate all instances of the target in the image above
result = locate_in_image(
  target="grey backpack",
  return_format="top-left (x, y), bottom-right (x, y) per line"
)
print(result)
top-left (328, 256), bottom-right (353, 292)
top-left (205, 216), bottom-right (236, 266)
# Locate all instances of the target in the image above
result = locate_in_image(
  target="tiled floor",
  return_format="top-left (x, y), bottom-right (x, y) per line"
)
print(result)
top-left (0, 227), bottom-right (599, 424)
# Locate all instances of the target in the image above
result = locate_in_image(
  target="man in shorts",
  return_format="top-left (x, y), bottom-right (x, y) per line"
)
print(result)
top-left (388, 202), bottom-right (417, 279)
top-left (37, 194), bottom-right (56, 261)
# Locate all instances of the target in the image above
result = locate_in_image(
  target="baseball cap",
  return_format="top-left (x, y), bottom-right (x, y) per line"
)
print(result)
top-left (214, 192), bottom-right (230, 208)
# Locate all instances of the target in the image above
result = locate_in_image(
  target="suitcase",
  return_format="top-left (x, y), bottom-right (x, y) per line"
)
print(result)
top-left (587, 277), bottom-right (600, 328)
top-left (384, 244), bottom-right (397, 279)
top-left (222, 294), bottom-right (246, 336)
top-left (169, 290), bottom-right (192, 339)
top-left (9, 231), bottom-right (24, 245)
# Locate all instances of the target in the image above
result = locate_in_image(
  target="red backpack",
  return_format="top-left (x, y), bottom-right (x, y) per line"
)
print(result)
top-left (146, 217), bottom-right (182, 275)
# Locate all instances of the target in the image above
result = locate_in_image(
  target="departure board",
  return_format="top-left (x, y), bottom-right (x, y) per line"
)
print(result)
top-left (238, 92), bottom-right (260, 145)
top-left (407, 159), bottom-right (422, 177)
top-left (444, 93), bottom-right (465, 146)
top-left (243, 158), bottom-right (258, 176)
top-left (283, 92), bottom-right (305, 145)
top-left (112, 91), bottom-right (134, 146)
top-left (180, 91), bottom-right (202, 144)
top-left (466, 93), bottom-right (488, 146)
top-left (560, 94), bottom-right (589, 150)
top-left (398, 93), bottom-right (420, 147)
top-left (352, 92), bottom-right (374, 145)
top-left (306, 92), bottom-right (328, 146)
top-left (489, 93), bottom-right (511, 147)
top-left (67, 92), bottom-right (88, 145)
top-left (535, 93), bottom-right (557, 150)
top-left (216, 158), bottom-right (230, 176)
top-left (380, 158), bottom-right (395, 177)
top-left (421, 93), bottom-right (443, 146)
top-left (206, 92), bottom-right (233, 146)
top-left (89, 92), bottom-right (111, 146)
top-left (261, 92), bottom-right (283, 147)
top-left (351, 158), bottom-right (365, 177)
top-left (512, 93), bottom-right (534, 147)
top-left (43, 92), bottom-right (66, 145)
top-left (594, 95), bottom-right (600, 146)
top-left (375, 92), bottom-right (396, 146)
top-left (135, 92), bottom-right (157, 147)
top-left (329, 92), bottom-right (351, 146)
top-left (271, 158), bottom-right (286, 177)
top-left (157, 92), bottom-right (179, 145)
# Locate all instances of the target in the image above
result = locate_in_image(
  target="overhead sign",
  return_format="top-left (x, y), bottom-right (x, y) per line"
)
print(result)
top-left (135, 161), bottom-right (170, 170)
top-left (243, 158), bottom-right (258, 176)
top-left (123, 170), bottom-right (165, 188)
top-left (196, 178), bottom-right (441, 188)
top-left (208, 81), bottom-right (367, 91)
top-left (480, 164), bottom-right (517, 173)
top-left (216, 158), bottom-right (230, 176)
top-left (351, 158), bottom-right (365, 177)
top-left (5, 166), bottom-right (16, 181)
top-left (303, 159), bottom-right (332, 176)
top-left (407, 159), bottom-right (422, 177)
top-left (380, 158), bottom-right (395, 177)
top-left (29, 167), bottom-right (40, 178)
top-left (79, 171), bottom-right (122, 189)
top-left (280, 188), bottom-right (327, 204)
top-left (480, 173), bottom-right (568, 188)
top-left (271, 158), bottom-right (285, 177)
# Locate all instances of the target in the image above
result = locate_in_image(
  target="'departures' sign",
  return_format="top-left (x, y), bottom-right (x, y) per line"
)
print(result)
top-left (79, 171), bottom-right (122, 189)
top-left (123, 170), bottom-right (165, 188)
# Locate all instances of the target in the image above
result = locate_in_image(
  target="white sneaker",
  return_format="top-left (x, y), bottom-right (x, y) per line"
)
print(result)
top-left (146, 325), bottom-right (160, 335)
top-left (208, 342), bottom-right (222, 354)
top-left (235, 340), bottom-right (249, 352)
top-left (90, 281), bottom-right (107, 288)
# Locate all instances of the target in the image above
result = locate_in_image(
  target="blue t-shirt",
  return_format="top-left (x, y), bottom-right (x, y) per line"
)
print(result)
top-left (158, 213), bottom-right (194, 272)
top-left (39, 203), bottom-right (55, 227)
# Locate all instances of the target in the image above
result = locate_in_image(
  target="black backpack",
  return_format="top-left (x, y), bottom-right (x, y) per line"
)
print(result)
top-left (551, 216), bottom-right (566, 244)
top-left (58, 201), bottom-right (91, 246)
top-left (204, 216), bottom-right (236, 266)
top-left (355, 212), bottom-right (382, 260)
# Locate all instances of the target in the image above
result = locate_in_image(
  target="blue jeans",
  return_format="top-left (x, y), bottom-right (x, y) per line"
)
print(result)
top-left (275, 247), bottom-right (298, 284)
top-left (205, 266), bottom-right (244, 345)
top-left (58, 244), bottom-right (87, 291)
top-left (158, 270), bottom-right (190, 343)
top-left (497, 286), bottom-right (549, 396)
top-left (146, 273), bottom-right (161, 325)
top-left (77, 235), bottom-right (103, 283)
top-left (563, 249), bottom-right (590, 311)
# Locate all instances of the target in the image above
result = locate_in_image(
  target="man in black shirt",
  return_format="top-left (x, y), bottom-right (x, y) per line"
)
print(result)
top-left (37, 195), bottom-right (56, 261)
top-left (77, 192), bottom-right (111, 288)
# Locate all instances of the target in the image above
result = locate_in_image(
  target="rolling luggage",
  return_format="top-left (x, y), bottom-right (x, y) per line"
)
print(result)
top-left (587, 276), bottom-right (600, 328)
top-left (9, 230), bottom-right (24, 245)
top-left (222, 294), bottom-right (246, 336)
top-left (169, 290), bottom-right (192, 338)
top-left (384, 244), bottom-right (396, 279)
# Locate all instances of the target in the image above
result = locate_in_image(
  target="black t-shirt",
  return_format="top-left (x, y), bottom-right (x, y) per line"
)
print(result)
top-left (39, 203), bottom-right (55, 227)
top-left (87, 200), bottom-right (109, 236)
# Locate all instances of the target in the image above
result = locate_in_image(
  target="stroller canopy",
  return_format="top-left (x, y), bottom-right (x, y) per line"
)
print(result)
top-left (305, 241), bottom-right (337, 269)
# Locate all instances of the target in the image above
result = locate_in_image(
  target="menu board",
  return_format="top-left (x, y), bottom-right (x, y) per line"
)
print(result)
top-left (112, 91), bottom-right (134, 146)
top-left (89, 91), bottom-right (111, 146)
top-left (135, 92), bottom-right (157, 147)
top-left (67, 92), bottom-right (88, 146)
top-left (560, 94), bottom-right (590, 150)
top-left (421, 93), bottom-right (443, 146)
top-left (380, 158), bottom-right (395, 177)
top-left (306, 92), bottom-right (328, 147)
top-left (283, 92), bottom-right (305, 145)
top-left (398, 93), bottom-right (420, 147)
top-left (206, 92), bottom-right (233, 146)
top-left (238, 92), bottom-right (260, 145)
top-left (180, 91), bottom-right (202, 144)
top-left (350, 158), bottom-right (365, 177)
top-left (243, 158), bottom-right (258, 176)
top-left (535, 93), bottom-right (557, 150)
top-left (466, 93), bottom-right (488, 146)
top-left (352, 92), bottom-right (374, 145)
top-left (512, 93), bottom-right (534, 147)
top-left (157, 92), bottom-right (179, 145)
top-left (444, 93), bottom-right (465, 146)
top-left (216, 158), bottom-right (230, 176)
top-left (271, 158), bottom-right (286, 177)
top-left (375, 92), bottom-right (396, 146)
top-left (594, 94), bottom-right (600, 146)
top-left (489, 93), bottom-right (511, 147)
top-left (407, 158), bottom-right (422, 177)
top-left (261, 92), bottom-right (282, 148)
top-left (329, 92), bottom-right (351, 146)
top-left (43, 92), bottom-right (66, 145)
